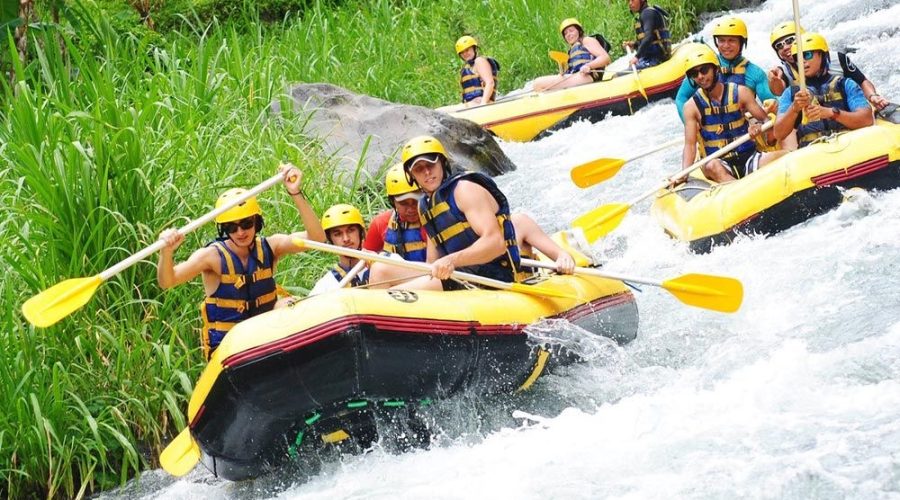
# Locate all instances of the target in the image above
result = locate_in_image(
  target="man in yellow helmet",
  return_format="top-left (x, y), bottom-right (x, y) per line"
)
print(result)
top-left (455, 36), bottom-right (500, 108)
top-left (681, 45), bottom-right (787, 183)
top-left (309, 203), bottom-right (369, 294)
top-left (774, 32), bottom-right (874, 149)
top-left (365, 164), bottom-right (577, 276)
top-left (623, 0), bottom-right (672, 69)
top-left (533, 18), bottom-right (611, 92)
top-left (675, 17), bottom-right (776, 122)
top-left (363, 163), bottom-right (428, 262)
top-left (365, 135), bottom-right (521, 291)
top-left (766, 21), bottom-right (889, 111)
top-left (157, 163), bottom-right (326, 359)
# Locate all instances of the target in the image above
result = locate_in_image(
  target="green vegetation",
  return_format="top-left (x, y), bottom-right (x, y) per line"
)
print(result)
top-left (1, 0), bottom-right (727, 496)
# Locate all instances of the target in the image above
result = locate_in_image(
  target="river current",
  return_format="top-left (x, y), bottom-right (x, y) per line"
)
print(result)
top-left (109, 0), bottom-right (900, 498)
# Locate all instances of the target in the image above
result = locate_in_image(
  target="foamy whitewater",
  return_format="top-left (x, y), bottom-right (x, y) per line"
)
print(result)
top-left (111, 0), bottom-right (900, 497)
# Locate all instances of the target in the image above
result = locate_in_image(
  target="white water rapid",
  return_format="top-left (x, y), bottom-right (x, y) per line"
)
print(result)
top-left (110, 0), bottom-right (900, 497)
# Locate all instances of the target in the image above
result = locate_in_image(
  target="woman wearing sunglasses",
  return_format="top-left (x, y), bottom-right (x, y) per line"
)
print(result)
top-left (156, 163), bottom-right (326, 360)
top-left (774, 32), bottom-right (875, 149)
top-left (767, 22), bottom-right (889, 111)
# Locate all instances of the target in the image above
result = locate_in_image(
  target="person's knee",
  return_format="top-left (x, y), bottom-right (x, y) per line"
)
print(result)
top-left (701, 161), bottom-right (719, 176)
top-left (367, 263), bottom-right (391, 288)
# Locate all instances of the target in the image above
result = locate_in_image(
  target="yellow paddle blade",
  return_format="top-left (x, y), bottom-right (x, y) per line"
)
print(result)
top-left (509, 282), bottom-right (577, 300)
top-left (21, 275), bottom-right (104, 328)
top-left (661, 273), bottom-right (744, 313)
top-left (572, 203), bottom-right (630, 243)
top-left (160, 427), bottom-right (201, 477)
top-left (548, 50), bottom-right (568, 67)
top-left (570, 158), bottom-right (627, 188)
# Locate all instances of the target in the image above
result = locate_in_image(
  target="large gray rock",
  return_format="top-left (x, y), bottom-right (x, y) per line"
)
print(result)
top-left (270, 83), bottom-right (516, 182)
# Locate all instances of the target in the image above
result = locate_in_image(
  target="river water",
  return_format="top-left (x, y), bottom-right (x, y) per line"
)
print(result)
top-left (110, 0), bottom-right (900, 497)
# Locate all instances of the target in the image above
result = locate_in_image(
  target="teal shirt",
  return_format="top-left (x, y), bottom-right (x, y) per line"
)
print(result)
top-left (676, 53), bottom-right (776, 122)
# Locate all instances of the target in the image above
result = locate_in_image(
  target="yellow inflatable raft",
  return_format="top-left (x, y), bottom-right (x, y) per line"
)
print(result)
top-left (181, 272), bottom-right (638, 480)
top-left (651, 120), bottom-right (900, 252)
top-left (438, 43), bottom-right (700, 142)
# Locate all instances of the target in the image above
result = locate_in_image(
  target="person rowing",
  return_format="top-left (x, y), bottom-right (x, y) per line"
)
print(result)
top-left (533, 18), bottom-right (611, 92)
top-left (766, 21), bottom-right (889, 111)
top-left (675, 16), bottom-right (777, 122)
top-left (156, 164), bottom-right (325, 359)
top-left (680, 45), bottom-right (787, 183)
top-left (455, 35), bottom-right (500, 108)
top-left (774, 32), bottom-right (875, 149)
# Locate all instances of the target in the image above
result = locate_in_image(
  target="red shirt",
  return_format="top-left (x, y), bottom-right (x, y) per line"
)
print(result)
top-left (363, 209), bottom-right (428, 253)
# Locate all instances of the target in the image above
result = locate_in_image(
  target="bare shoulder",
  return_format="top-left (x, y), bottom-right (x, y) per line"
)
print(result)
top-left (582, 36), bottom-right (604, 53)
top-left (455, 179), bottom-right (497, 211)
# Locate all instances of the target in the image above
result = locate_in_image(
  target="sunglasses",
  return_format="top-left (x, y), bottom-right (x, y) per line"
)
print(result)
top-left (791, 50), bottom-right (816, 63)
top-left (772, 35), bottom-right (795, 52)
top-left (687, 64), bottom-right (715, 79)
top-left (222, 216), bottom-right (256, 234)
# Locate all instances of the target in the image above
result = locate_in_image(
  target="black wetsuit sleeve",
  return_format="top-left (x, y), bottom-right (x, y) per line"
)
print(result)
top-left (836, 52), bottom-right (867, 86)
top-left (635, 8), bottom-right (663, 59)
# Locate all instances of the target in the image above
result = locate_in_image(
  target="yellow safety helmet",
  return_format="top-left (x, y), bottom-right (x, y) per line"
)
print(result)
top-left (385, 163), bottom-right (419, 197)
top-left (769, 20), bottom-right (805, 47)
top-left (455, 35), bottom-right (478, 54)
top-left (791, 32), bottom-right (829, 56)
top-left (712, 16), bottom-right (748, 41)
top-left (683, 44), bottom-right (720, 74)
top-left (322, 204), bottom-right (365, 232)
top-left (401, 135), bottom-right (448, 169)
top-left (559, 18), bottom-right (583, 35)
top-left (214, 188), bottom-right (262, 223)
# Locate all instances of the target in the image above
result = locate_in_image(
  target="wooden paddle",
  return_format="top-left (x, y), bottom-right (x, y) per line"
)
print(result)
top-left (21, 171), bottom-right (290, 328)
top-left (293, 238), bottom-right (577, 300)
top-left (570, 138), bottom-right (683, 188)
top-left (521, 258), bottom-right (743, 313)
top-left (573, 119), bottom-right (775, 242)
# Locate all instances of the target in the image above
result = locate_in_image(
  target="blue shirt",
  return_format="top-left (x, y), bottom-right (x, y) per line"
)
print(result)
top-left (777, 78), bottom-right (869, 113)
top-left (675, 53), bottom-right (775, 122)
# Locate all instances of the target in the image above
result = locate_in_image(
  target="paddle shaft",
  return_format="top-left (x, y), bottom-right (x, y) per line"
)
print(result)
top-left (294, 238), bottom-right (519, 292)
top-left (337, 259), bottom-right (368, 288)
top-left (99, 172), bottom-right (286, 281)
top-left (791, 0), bottom-right (806, 92)
top-left (521, 258), bottom-right (663, 287)
top-left (624, 119), bottom-right (775, 207)
top-left (623, 138), bottom-right (683, 164)
top-left (626, 47), bottom-right (648, 100)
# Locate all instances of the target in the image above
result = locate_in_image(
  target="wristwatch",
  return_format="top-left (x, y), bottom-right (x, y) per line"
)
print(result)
top-left (832, 107), bottom-right (842, 119)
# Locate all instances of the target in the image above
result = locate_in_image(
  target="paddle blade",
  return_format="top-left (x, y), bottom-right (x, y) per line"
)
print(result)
top-left (662, 273), bottom-right (744, 313)
top-left (160, 428), bottom-right (201, 477)
top-left (572, 203), bottom-right (630, 243)
top-left (509, 282), bottom-right (577, 300)
top-left (570, 158), bottom-right (627, 188)
top-left (21, 275), bottom-right (103, 328)
top-left (549, 50), bottom-right (568, 67)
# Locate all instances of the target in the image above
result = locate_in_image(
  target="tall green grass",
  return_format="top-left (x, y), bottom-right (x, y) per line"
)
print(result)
top-left (0, 0), bottom-right (726, 496)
